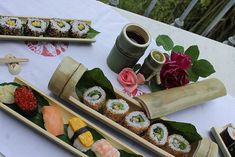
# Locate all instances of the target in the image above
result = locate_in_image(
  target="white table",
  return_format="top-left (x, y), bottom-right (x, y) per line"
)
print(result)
top-left (0, 0), bottom-right (234, 157)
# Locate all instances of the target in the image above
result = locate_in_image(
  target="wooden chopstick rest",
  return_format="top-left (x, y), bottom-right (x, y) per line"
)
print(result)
top-left (4, 54), bottom-right (21, 75)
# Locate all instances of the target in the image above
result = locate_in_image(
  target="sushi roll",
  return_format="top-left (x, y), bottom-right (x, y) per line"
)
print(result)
top-left (0, 84), bottom-right (18, 104)
top-left (165, 134), bottom-right (191, 157)
top-left (91, 139), bottom-right (120, 157)
top-left (83, 86), bottom-right (106, 111)
top-left (0, 17), bottom-right (22, 35)
top-left (24, 18), bottom-right (47, 36)
top-left (47, 19), bottom-right (70, 37)
top-left (104, 99), bottom-right (129, 122)
top-left (220, 126), bottom-right (235, 147)
top-left (42, 106), bottom-right (64, 136)
top-left (70, 20), bottom-right (89, 38)
top-left (228, 142), bottom-right (235, 157)
top-left (67, 117), bottom-right (94, 152)
top-left (14, 86), bottom-right (37, 117)
top-left (123, 111), bottom-right (150, 135)
top-left (144, 123), bottom-right (168, 147)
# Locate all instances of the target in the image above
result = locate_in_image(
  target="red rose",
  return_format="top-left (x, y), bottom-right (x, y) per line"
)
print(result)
top-left (160, 61), bottom-right (189, 89)
top-left (118, 68), bottom-right (145, 93)
top-left (171, 52), bottom-right (192, 69)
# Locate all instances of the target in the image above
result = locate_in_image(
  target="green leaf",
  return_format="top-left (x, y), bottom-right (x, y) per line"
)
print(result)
top-left (172, 45), bottom-right (184, 52)
top-left (148, 77), bottom-right (165, 92)
top-left (192, 59), bottom-right (215, 77)
top-left (133, 64), bottom-right (142, 72)
top-left (33, 91), bottom-right (50, 112)
top-left (84, 150), bottom-right (96, 157)
top-left (75, 68), bottom-right (116, 100)
top-left (119, 150), bottom-right (143, 157)
top-left (156, 35), bottom-right (174, 51)
top-left (87, 27), bottom-right (100, 39)
top-left (28, 113), bottom-right (45, 129)
top-left (157, 119), bottom-right (202, 144)
top-left (57, 124), bottom-right (72, 145)
top-left (185, 45), bottom-right (200, 62)
top-left (0, 82), bottom-right (20, 87)
top-left (187, 68), bottom-right (199, 82)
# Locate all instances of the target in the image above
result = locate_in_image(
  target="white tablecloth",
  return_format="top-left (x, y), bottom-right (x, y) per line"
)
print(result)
top-left (0, 0), bottom-right (234, 157)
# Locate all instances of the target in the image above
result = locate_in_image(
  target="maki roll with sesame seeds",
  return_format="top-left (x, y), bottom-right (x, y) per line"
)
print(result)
top-left (165, 134), bottom-right (191, 157)
top-left (47, 19), bottom-right (70, 37)
top-left (0, 17), bottom-right (23, 35)
top-left (83, 86), bottom-right (106, 111)
top-left (24, 18), bottom-right (47, 36)
top-left (220, 126), bottom-right (235, 147)
top-left (123, 111), bottom-right (150, 135)
top-left (104, 99), bottom-right (129, 122)
top-left (70, 20), bottom-right (89, 38)
top-left (67, 117), bottom-right (94, 152)
top-left (14, 86), bottom-right (37, 117)
top-left (144, 123), bottom-right (168, 147)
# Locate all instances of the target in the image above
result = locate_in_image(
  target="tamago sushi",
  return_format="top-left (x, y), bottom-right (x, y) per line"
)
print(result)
top-left (67, 117), bottom-right (94, 152)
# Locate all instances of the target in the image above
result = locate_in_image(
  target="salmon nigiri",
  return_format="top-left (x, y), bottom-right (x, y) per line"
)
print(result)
top-left (42, 106), bottom-right (64, 136)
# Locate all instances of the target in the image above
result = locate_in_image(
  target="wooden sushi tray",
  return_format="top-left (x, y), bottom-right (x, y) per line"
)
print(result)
top-left (0, 15), bottom-right (96, 43)
top-left (0, 76), bottom-right (141, 157)
top-left (211, 124), bottom-right (234, 157)
top-left (48, 56), bottom-right (220, 157)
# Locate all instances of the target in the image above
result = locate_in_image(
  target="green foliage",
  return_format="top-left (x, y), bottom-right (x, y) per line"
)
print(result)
top-left (172, 45), bottom-right (184, 52)
top-left (156, 35), bottom-right (174, 51)
top-left (87, 27), bottom-right (100, 39)
top-left (187, 68), bottom-right (199, 82)
top-left (185, 45), bottom-right (199, 62)
top-left (192, 59), bottom-right (215, 77)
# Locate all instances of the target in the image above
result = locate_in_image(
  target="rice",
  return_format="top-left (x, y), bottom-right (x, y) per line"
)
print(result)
top-left (24, 18), bottom-right (47, 36)
top-left (123, 111), bottom-right (150, 135)
top-left (70, 20), bottom-right (89, 38)
top-left (83, 86), bottom-right (106, 111)
top-left (104, 99), bottom-right (129, 122)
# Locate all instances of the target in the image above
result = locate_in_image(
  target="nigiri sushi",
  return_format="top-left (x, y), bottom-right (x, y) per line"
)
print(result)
top-left (91, 139), bottom-right (120, 157)
top-left (42, 106), bottom-right (64, 136)
top-left (67, 117), bottom-right (94, 152)
top-left (0, 84), bottom-right (17, 104)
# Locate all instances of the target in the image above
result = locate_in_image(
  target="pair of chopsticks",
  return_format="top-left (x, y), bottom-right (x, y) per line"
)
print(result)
top-left (0, 58), bottom-right (29, 64)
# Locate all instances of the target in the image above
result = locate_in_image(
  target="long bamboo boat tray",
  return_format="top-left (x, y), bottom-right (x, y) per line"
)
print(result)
top-left (211, 124), bottom-right (234, 157)
top-left (48, 56), bottom-right (220, 157)
top-left (0, 15), bottom-right (96, 43)
top-left (0, 76), bottom-right (142, 157)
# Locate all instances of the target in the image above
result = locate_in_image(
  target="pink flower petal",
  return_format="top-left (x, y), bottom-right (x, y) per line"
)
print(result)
top-left (136, 73), bottom-right (145, 85)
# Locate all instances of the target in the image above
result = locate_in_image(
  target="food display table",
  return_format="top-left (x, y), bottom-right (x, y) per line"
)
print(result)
top-left (0, 0), bottom-right (234, 157)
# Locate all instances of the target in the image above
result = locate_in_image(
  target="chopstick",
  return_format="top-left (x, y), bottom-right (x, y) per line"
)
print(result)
top-left (0, 58), bottom-right (29, 64)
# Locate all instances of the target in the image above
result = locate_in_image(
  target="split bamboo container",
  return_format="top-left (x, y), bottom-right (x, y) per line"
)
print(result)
top-left (0, 76), bottom-right (142, 157)
top-left (211, 124), bottom-right (234, 157)
top-left (48, 56), bottom-right (222, 156)
top-left (0, 14), bottom-right (96, 43)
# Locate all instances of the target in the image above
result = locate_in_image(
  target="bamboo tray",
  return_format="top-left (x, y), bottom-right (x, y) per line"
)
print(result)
top-left (48, 56), bottom-right (219, 157)
top-left (0, 76), bottom-right (141, 157)
top-left (0, 15), bottom-right (96, 43)
top-left (211, 124), bottom-right (234, 157)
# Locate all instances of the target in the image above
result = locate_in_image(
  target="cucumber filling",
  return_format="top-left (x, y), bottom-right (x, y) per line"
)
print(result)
top-left (78, 24), bottom-right (85, 31)
top-left (112, 102), bottom-right (124, 110)
top-left (87, 90), bottom-right (101, 100)
top-left (173, 138), bottom-right (187, 150)
top-left (131, 115), bottom-right (144, 123)
top-left (32, 20), bottom-right (42, 28)
top-left (6, 19), bottom-right (17, 27)
top-left (153, 127), bottom-right (164, 141)
top-left (57, 21), bottom-right (65, 28)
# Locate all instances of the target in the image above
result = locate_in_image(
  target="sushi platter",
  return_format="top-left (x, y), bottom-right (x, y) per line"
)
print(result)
top-left (48, 56), bottom-right (220, 157)
top-left (0, 15), bottom-right (99, 43)
top-left (211, 124), bottom-right (235, 157)
top-left (0, 77), bottom-right (143, 157)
